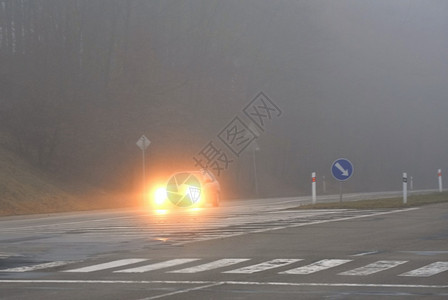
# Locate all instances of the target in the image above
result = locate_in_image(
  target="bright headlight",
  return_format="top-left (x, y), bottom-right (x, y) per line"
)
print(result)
top-left (154, 187), bottom-right (167, 205)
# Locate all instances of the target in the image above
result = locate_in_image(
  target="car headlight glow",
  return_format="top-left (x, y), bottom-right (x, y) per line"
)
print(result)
top-left (154, 187), bottom-right (167, 206)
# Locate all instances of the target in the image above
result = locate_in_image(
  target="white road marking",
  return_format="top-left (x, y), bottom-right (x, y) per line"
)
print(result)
top-left (223, 259), bottom-right (302, 274)
top-left (169, 259), bottom-right (250, 273)
top-left (136, 282), bottom-right (224, 300)
top-left (0, 279), bottom-right (447, 289)
top-left (400, 251), bottom-right (448, 256)
top-left (0, 261), bottom-right (75, 272)
top-left (174, 208), bottom-right (420, 246)
top-left (399, 262), bottom-right (448, 277)
top-left (5, 257), bottom-right (446, 280)
top-left (0, 253), bottom-right (12, 259)
top-left (339, 260), bottom-right (408, 276)
top-left (115, 259), bottom-right (200, 273)
top-left (351, 251), bottom-right (379, 257)
top-left (280, 259), bottom-right (352, 275)
top-left (0, 215), bottom-right (137, 231)
top-left (64, 259), bottom-right (148, 273)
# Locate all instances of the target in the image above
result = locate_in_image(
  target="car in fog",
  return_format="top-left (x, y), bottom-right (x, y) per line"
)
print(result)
top-left (152, 169), bottom-right (221, 209)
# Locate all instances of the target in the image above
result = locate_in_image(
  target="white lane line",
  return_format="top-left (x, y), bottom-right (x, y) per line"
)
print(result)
top-left (0, 261), bottom-right (76, 272)
top-left (223, 259), bottom-right (302, 274)
top-left (351, 251), bottom-right (379, 257)
top-left (280, 259), bottom-right (352, 275)
top-left (174, 208), bottom-right (419, 246)
top-left (137, 282), bottom-right (224, 300)
top-left (64, 259), bottom-right (148, 273)
top-left (0, 253), bottom-right (14, 259)
top-left (0, 279), bottom-right (447, 289)
top-left (115, 259), bottom-right (200, 273)
top-left (0, 215), bottom-right (137, 231)
top-left (169, 259), bottom-right (250, 273)
top-left (339, 260), bottom-right (408, 276)
top-left (399, 262), bottom-right (448, 277)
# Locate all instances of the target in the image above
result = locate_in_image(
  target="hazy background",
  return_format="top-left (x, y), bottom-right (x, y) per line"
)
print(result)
top-left (1, 0), bottom-right (447, 200)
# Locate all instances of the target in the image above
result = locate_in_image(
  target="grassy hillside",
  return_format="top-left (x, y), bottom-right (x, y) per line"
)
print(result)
top-left (0, 144), bottom-right (136, 216)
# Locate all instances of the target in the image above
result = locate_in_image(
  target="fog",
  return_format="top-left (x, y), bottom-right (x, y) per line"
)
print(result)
top-left (1, 0), bottom-right (447, 198)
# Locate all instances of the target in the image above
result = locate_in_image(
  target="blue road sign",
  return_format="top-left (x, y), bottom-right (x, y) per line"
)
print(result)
top-left (331, 158), bottom-right (354, 181)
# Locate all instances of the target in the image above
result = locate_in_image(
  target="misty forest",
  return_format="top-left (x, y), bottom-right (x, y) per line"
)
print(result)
top-left (1, 0), bottom-right (447, 203)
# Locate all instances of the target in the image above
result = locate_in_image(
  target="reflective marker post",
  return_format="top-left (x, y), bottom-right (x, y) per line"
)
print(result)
top-left (438, 169), bottom-right (443, 192)
top-left (311, 172), bottom-right (317, 204)
top-left (403, 172), bottom-right (408, 204)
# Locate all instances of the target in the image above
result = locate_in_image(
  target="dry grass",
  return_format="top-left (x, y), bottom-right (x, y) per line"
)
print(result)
top-left (0, 146), bottom-right (137, 216)
top-left (295, 192), bottom-right (448, 210)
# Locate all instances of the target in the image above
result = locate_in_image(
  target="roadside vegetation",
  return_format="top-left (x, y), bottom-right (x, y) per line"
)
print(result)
top-left (0, 144), bottom-right (136, 217)
top-left (295, 192), bottom-right (448, 210)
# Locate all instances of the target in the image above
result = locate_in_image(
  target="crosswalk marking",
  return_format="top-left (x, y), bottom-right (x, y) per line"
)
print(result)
top-left (3, 257), bottom-right (447, 279)
top-left (399, 262), bottom-right (448, 277)
top-left (0, 261), bottom-right (75, 272)
top-left (280, 259), bottom-right (352, 275)
top-left (339, 260), bottom-right (408, 276)
top-left (224, 259), bottom-right (302, 274)
top-left (169, 259), bottom-right (250, 273)
top-left (64, 259), bottom-right (148, 273)
top-left (114, 259), bottom-right (200, 273)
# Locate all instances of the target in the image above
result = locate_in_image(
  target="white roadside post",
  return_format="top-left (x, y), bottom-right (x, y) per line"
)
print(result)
top-left (311, 172), bottom-right (317, 204)
top-left (403, 172), bottom-right (408, 204)
top-left (438, 169), bottom-right (443, 192)
top-left (136, 135), bottom-right (151, 198)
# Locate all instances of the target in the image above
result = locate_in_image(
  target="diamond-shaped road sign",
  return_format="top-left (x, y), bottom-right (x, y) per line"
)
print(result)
top-left (136, 135), bottom-right (151, 151)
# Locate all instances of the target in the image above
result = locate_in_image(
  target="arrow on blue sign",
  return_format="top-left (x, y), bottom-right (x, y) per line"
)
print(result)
top-left (331, 158), bottom-right (354, 181)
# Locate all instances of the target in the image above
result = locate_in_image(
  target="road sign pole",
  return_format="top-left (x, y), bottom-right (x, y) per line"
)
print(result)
top-left (142, 148), bottom-right (146, 195)
top-left (331, 158), bottom-right (353, 204)
top-left (403, 172), bottom-right (408, 204)
top-left (311, 172), bottom-right (317, 204)
top-left (253, 148), bottom-right (258, 197)
top-left (339, 182), bottom-right (343, 204)
top-left (323, 176), bottom-right (326, 194)
top-left (438, 169), bottom-right (443, 192)
top-left (136, 135), bottom-right (151, 199)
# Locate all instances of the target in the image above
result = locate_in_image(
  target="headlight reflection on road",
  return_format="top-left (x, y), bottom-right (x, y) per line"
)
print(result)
top-left (155, 237), bottom-right (169, 243)
top-left (154, 209), bottom-right (168, 215)
top-left (188, 207), bottom-right (203, 213)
